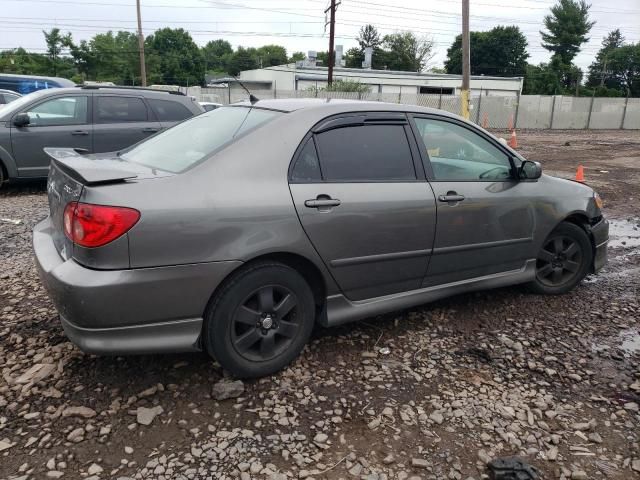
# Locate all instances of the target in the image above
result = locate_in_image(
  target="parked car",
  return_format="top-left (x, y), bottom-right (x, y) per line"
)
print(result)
top-left (0, 73), bottom-right (75, 95)
top-left (0, 89), bottom-right (21, 105)
top-left (33, 99), bottom-right (608, 378)
top-left (199, 101), bottom-right (222, 112)
top-left (0, 86), bottom-right (204, 184)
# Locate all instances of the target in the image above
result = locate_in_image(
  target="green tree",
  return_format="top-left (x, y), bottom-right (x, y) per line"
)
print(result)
top-left (0, 48), bottom-right (50, 75)
top-left (202, 39), bottom-right (233, 74)
top-left (288, 51), bottom-right (306, 63)
top-left (381, 32), bottom-right (433, 72)
top-left (346, 25), bottom-right (390, 69)
top-left (254, 45), bottom-right (287, 67)
top-left (445, 26), bottom-right (529, 76)
top-left (587, 30), bottom-right (626, 89)
top-left (226, 46), bottom-right (257, 76)
top-left (605, 43), bottom-right (640, 96)
top-left (145, 28), bottom-right (204, 85)
top-left (541, 0), bottom-right (594, 65)
top-left (43, 28), bottom-right (75, 77)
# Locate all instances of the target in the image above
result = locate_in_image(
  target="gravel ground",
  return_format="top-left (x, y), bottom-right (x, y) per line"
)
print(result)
top-left (1, 130), bottom-right (639, 480)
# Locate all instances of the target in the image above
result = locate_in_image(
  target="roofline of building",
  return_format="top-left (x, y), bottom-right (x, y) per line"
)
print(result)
top-left (258, 64), bottom-right (523, 82)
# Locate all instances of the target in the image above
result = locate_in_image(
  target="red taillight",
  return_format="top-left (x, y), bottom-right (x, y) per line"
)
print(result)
top-left (63, 202), bottom-right (140, 248)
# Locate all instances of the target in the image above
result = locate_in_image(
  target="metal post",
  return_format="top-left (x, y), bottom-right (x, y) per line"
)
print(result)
top-left (273, 80), bottom-right (277, 99)
top-left (549, 95), bottom-right (557, 129)
top-left (438, 87), bottom-right (443, 109)
top-left (460, 0), bottom-right (470, 119)
top-left (327, 0), bottom-right (336, 86)
top-left (475, 87), bottom-right (482, 124)
top-left (228, 84), bottom-right (231, 104)
top-left (398, 85), bottom-right (402, 104)
top-left (514, 91), bottom-right (520, 129)
top-left (620, 94), bottom-right (629, 130)
top-left (136, 0), bottom-right (147, 86)
top-left (586, 93), bottom-right (595, 129)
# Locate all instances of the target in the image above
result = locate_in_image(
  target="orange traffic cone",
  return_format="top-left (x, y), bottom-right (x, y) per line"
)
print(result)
top-left (508, 130), bottom-right (518, 149)
top-left (575, 165), bottom-right (585, 182)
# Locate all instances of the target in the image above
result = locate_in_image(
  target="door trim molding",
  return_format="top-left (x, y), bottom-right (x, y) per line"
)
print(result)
top-left (330, 248), bottom-right (432, 267)
top-left (432, 236), bottom-right (533, 255)
top-left (321, 259), bottom-right (536, 327)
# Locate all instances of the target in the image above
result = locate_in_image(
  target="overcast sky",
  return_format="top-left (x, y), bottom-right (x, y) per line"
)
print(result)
top-left (2, 0), bottom-right (639, 73)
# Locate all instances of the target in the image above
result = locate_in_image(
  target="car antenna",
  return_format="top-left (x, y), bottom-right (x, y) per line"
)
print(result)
top-left (231, 75), bottom-right (259, 104)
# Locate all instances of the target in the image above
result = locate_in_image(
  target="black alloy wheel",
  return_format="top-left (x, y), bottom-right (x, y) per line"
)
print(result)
top-left (536, 235), bottom-right (583, 287)
top-left (530, 221), bottom-right (593, 295)
top-left (231, 285), bottom-right (300, 362)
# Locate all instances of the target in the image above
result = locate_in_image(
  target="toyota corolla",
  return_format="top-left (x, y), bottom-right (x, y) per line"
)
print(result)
top-left (33, 99), bottom-right (608, 378)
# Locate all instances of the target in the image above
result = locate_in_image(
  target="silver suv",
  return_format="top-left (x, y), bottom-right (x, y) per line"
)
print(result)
top-left (0, 86), bottom-right (203, 185)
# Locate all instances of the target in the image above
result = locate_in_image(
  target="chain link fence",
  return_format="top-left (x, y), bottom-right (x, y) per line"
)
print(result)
top-left (190, 86), bottom-right (640, 130)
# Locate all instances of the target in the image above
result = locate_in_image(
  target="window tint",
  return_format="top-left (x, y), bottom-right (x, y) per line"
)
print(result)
top-left (120, 106), bottom-right (281, 173)
top-left (26, 96), bottom-right (88, 126)
top-left (291, 138), bottom-right (321, 182)
top-left (96, 96), bottom-right (147, 123)
top-left (149, 98), bottom-right (193, 122)
top-left (315, 125), bottom-right (415, 182)
top-left (414, 118), bottom-right (512, 181)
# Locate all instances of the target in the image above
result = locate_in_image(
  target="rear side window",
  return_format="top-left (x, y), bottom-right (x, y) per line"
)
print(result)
top-left (315, 125), bottom-right (416, 182)
top-left (96, 96), bottom-right (148, 123)
top-left (291, 138), bottom-right (322, 182)
top-left (120, 106), bottom-right (281, 173)
top-left (148, 98), bottom-right (193, 122)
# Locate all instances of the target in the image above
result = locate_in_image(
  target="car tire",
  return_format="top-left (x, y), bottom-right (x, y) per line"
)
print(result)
top-left (529, 222), bottom-right (593, 295)
top-left (204, 261), bottom-right (316, 378)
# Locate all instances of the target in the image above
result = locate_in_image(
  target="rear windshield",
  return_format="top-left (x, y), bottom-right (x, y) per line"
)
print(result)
top-left (120, 106), bottom-right (281, 173)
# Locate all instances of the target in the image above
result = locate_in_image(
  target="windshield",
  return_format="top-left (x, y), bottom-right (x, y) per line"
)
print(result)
top-left (121, 106), bottom-right (281, 173)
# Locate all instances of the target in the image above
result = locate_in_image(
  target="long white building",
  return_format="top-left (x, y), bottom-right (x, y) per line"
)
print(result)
top-left (208, 63), bottom-right (524, 98)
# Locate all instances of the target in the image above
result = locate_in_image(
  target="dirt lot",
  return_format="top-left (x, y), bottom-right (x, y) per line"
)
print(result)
top-left (0, 130), bottom-right (639, 480)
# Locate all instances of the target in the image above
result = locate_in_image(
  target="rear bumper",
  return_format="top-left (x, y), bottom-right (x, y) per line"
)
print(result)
top-left (591, 217), bottom-right (609, 273)
top-left (33, 217), bottom-right (242, 354)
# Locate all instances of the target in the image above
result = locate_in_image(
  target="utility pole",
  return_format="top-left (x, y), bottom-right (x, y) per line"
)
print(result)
top-left (136, 0), bottom-right (147, 87)
top-left (326, 0), bottom-right (337, 86)
top-left (460, 0), bottom-right (470, 119)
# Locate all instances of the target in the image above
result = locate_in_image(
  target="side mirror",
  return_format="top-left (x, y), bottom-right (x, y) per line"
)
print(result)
top-left (13, 112), bottom-right (30, 127)
top-left (519, 160), bottom-right (542, 180)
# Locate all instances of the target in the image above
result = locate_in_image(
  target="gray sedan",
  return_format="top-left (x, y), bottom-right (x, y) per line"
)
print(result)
top-left (33, 99), bottom-right (608, 378)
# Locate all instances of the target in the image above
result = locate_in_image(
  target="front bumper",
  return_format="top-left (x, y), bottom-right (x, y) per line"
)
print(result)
top-left (590, 217), bottom-right (609, 273)
top-left (33, 217), bottom-right (242, 354)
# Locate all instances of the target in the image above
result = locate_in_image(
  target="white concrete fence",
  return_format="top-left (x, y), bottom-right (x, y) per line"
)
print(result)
top-left (186, 85), bottom-right (640, 130)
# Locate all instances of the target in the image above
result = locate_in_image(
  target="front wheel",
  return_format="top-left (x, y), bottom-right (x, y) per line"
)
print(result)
top-left (529, 222), bottom-right (593, 295)
top-left (204, 262), bottom-right (315, 378)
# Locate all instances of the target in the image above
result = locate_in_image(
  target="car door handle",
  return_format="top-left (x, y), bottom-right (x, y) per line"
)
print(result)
top-left (71, 130), bottom-right (89, 136)
top-left (438, 194), bottom-right (465, 203)
top-left (142, 127), bottom-right (159, 133)
top-left (304, 197), bottom-right (341, 208)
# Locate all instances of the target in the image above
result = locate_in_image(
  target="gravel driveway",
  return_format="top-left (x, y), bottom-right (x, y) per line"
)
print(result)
top-left (1, 130), bottom-right (639, 480)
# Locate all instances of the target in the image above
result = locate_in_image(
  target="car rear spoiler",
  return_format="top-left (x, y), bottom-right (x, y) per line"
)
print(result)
top-left (44, 148), bottom-right (138, 185)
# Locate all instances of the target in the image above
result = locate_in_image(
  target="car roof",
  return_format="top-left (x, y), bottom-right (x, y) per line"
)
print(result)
top-left (24, 86), bottom-right (191, 99)
top-left (234, 97), bottom-right (462, 120)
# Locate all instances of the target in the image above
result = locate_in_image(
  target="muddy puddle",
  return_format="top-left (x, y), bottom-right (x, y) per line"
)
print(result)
top-left (608, 218), bottom-right (640, 248)
top-left (593, 328), bottom-right (640, 357)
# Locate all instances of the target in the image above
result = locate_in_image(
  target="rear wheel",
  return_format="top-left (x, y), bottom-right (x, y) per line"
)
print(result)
top-left (204, 262), bottom-right (315, 378)
top-left (530, 222), bottom-right (593, 295)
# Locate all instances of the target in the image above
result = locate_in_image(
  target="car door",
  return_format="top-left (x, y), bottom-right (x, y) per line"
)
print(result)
top-left (10, 94), bottom-right (92, 178)
top-left (289, 113), bottom-right (437, 301)
top-left (92, 94), bottom-right (162, 152)
top-left (410, 114), bottom-right (536, 286)
top-left (147, 97), bottom-right (196, 130)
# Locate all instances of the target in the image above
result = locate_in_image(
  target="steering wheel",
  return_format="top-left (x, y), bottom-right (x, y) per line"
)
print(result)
top-left (479, 166), bottom-right (508, 179)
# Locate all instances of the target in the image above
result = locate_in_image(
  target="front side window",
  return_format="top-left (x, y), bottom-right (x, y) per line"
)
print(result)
top-left (121, 106), bottom-right (281, 173)
top-left (148, 99), bottom-right (193, 122)
top-left (26, 96), bottom-right (88, 126)
top-left (414, 117), bottom-right (513, 181)
top-left (315, 125), bottom-right (416, 182)
top-left (96, 96), bottom-right (148, 123)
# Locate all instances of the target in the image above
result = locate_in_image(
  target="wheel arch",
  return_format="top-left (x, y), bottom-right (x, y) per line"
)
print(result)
top-left (204, 251), bottom-right (329, 323)
top-left (555, 211), bottom-right (598, 273)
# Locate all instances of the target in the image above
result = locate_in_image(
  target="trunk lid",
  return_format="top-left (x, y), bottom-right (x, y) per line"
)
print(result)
top-left (45, 148), bottom-right (172, 259)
